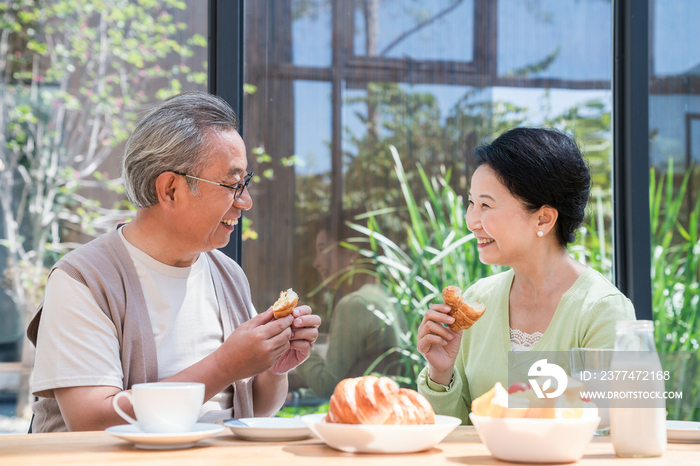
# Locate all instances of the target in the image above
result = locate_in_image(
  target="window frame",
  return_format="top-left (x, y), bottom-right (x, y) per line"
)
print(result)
top-left (212, 0), bottom-right (655, 319)
top-left (209, 0), bottom-right (246, 264)
top-left (612, 0), bottom-right (652, 320)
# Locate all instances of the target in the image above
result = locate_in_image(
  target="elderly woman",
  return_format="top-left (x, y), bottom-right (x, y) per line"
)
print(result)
top-left (416, 127), bottom-right (635, 424)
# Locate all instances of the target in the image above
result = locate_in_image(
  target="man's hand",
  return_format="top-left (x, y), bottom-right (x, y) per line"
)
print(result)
top-left (214, 309), bottom-right (294, 381)
top-left (269, 305), bottom-right (321, 374)
top-left (252, 305), bottom-right (320, 416)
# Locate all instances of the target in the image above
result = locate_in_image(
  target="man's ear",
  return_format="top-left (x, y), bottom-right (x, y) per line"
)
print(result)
top-left (154, 172), bottom-right (181, 211)
top-left (534, 205), bottom-right (559, 235)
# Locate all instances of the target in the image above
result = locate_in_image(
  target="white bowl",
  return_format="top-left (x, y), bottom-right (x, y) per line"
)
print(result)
top-left (301, 413), bottom-right (461, 453)
top-left (469, 413), bottom-right (600, 463)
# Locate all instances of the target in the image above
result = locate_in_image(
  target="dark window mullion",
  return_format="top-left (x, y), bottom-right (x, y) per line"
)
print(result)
top-left (209, 0), bottom-right (245, 264)
top-left (612, 0), bottom-right (652, 320)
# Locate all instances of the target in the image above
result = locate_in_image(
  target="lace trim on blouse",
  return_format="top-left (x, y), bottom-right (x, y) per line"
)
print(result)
top-left (510, 327), bottom-right (543, 354)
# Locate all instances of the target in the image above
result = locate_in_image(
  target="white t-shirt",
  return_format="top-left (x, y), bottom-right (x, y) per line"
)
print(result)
top-left (33, 228), bottom-right (236, 422)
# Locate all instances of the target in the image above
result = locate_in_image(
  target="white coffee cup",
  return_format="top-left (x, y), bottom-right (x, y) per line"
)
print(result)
top-left (112, 382), bottom-right (205, 433)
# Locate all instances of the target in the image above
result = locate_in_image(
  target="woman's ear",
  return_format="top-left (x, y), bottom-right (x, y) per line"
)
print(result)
top-left (534, 205), bottom-right (559, 236)
top-left (154, 172), bottom-right (180, 211)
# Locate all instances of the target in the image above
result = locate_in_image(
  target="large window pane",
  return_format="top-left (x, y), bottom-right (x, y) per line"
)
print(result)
top-left (498, 0), bottom-right (611, 80)
top-left (244, 0), bottom-right (613, 407)
top-left (292, 0), bottom-right (332, 66)
top-left (649, 0), bottom-right (700, 422)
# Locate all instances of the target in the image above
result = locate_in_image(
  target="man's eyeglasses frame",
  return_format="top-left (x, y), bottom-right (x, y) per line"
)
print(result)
top-left (172, 170), bottom-right (254, 201)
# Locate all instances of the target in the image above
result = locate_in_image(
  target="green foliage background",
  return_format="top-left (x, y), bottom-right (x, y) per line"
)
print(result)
top-left (1, 0), bottom-right (207, 310)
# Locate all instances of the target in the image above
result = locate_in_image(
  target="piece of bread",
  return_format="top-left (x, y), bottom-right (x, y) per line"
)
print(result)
top-left (272, 288), bottom-right (298, 319)
top-left (326, 376), bottom-right (435, 425)
top-left (442, 285), bottom-right (486, 331)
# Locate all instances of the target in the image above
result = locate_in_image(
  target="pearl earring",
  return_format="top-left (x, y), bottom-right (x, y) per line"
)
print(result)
top-left (537, 231), bottom-right (544, 237)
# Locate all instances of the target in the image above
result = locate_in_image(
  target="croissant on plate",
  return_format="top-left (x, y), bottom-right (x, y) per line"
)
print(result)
top-left (326, 376), bottom-right (435, 425)
top-left (442, 286), bottom-right (486, 332)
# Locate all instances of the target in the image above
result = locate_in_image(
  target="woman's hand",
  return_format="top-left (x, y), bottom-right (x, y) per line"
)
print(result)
top-left (417, 303), bottom-right (462, 386)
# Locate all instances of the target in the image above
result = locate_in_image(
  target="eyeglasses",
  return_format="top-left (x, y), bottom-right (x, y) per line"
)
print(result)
top-left (172, 170), bottom-right (254, 201)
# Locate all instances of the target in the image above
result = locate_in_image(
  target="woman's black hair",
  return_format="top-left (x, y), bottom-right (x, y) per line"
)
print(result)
top-left (472, 127), bottom-right (591, 247)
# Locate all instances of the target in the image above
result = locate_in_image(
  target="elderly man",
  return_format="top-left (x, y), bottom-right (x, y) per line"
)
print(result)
top-left (27, 92), bottom-right (321, 433)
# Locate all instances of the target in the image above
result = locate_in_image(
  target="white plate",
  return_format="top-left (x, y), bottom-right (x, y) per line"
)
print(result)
top-left (105, 423), bottom-right (225, 450)
top-left (667, 420), bottom-right (700, 442)
top-left (301, 413), bottom-right (461, 453)
top-left (224, 417), bottom-right (312, 441)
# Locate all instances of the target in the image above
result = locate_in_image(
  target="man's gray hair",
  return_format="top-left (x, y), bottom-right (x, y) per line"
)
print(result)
top-left (122, 91), bottom-right (239, 209)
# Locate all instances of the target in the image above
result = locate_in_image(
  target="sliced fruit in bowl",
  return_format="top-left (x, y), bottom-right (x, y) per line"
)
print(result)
top-left (469, 413), bottom-right (600, 463)
top-left (469, 380), bottom-right (599, 463)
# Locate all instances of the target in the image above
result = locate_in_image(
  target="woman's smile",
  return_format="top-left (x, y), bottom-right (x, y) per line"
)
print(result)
top-left (476, 237), bottom-right (495, 247)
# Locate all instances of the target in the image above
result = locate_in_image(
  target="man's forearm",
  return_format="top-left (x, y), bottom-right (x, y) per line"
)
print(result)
top-left (162, 350), bottom-right (234, 402)
top-left (55, 386), bottom-right (135, 431)
top-left (252, 371), bottom-right (288, 417)
top-left (55, 351), bottom-right (243, 431)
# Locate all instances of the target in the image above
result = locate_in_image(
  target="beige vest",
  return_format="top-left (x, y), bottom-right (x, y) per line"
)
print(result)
top-left (27, 227), bottom-right (256, 432)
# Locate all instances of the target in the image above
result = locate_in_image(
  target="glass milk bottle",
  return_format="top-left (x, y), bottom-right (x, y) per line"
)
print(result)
top-left (609, 320), bottom-right (667, 457)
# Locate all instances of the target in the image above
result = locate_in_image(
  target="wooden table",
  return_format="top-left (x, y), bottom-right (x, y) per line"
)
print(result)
top-left (1, 427), bottom-right (698, 465)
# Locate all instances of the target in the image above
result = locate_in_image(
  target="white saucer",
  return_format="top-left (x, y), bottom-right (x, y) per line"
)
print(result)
top-left (225, 417), bottom-right (312, 441)
top-left (667, 420), bottom-right (700, 443)
top-left (106, 423), bottom-right (225, 449)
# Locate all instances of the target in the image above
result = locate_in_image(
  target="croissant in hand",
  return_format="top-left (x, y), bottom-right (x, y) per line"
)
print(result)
top-left (327, 376), bottom-right (435, 425)
top-left (442, 285), bottom-right (486, 332)
top-left (272, 288), bottom-right (298, 319)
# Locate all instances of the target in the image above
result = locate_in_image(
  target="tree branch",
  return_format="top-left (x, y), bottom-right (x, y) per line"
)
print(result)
top-left (380, 0), bottom-right (464, 57)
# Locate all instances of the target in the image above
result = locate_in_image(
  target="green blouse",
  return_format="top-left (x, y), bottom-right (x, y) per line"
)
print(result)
top-left (417, 267), bottom-right (636, 424)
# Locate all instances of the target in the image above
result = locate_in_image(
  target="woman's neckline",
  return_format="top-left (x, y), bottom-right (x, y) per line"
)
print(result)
top-left (505, 267), bottom-right (594, 353)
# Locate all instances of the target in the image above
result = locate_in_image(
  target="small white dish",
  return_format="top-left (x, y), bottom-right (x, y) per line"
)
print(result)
top-left (470, 413), bottom-right (599, 463)
top-left (105, 422), bottom-right (225, 450)
top-left (224, 417), bottom-right (312, 441)
top-left (667, 420), bottom-right (700, 442)
top-left (301, 413), bottom-right (461, 453)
